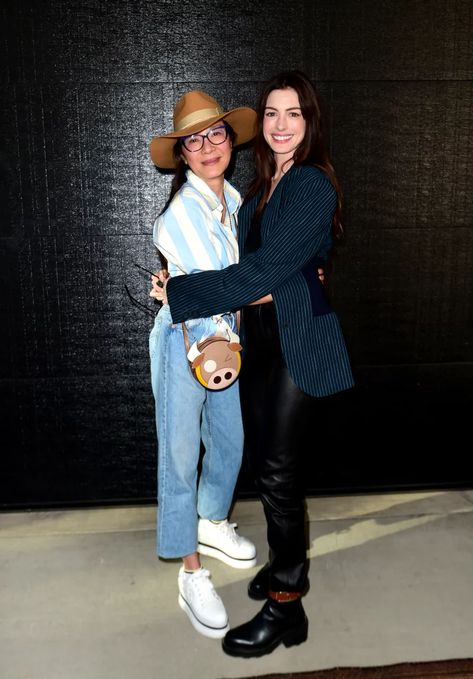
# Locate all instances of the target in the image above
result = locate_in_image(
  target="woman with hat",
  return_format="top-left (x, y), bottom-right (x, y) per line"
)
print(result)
top-left (148, 90), bottom-right (259, 640)
top-left (152, 71), bottom-right (354, 657)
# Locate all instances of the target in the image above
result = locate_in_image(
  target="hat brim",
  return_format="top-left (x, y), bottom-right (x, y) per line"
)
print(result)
top-left (149, 107), bottom-right (257, 168)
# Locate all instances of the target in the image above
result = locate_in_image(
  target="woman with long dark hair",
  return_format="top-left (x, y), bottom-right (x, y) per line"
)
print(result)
top-left (152, 72), bottom-right (354, 656)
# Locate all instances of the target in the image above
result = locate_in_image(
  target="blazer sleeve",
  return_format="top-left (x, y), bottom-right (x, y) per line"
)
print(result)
top-left (167, 167), bottom-right (337, 322)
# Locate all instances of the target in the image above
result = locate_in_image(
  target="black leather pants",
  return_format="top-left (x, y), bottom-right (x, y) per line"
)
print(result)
top-left (240, 303), bottom-right (314, 593)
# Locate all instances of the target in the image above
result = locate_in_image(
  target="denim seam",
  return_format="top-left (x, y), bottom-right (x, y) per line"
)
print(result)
top-left (157, 326), bottom-right (170, 554)
top-left (199, 393), bottom-right (212, 519)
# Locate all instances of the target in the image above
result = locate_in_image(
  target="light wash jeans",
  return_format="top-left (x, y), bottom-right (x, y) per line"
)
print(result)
top-left (149, 304), bottom-right (244, 558)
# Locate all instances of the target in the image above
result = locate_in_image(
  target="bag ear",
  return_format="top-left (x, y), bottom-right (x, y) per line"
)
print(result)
top-left (228, 342), bottom-right (242, 352)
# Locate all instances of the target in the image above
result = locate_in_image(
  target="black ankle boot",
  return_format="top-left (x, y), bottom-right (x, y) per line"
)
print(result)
top-left (248, 562), bottom-right (270, 600)
top-left (222, 597), bottom-right (308, 658)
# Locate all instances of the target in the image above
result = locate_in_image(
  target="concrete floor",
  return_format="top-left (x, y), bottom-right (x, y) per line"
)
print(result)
top-left (1, 489), bottom-right (472, 679)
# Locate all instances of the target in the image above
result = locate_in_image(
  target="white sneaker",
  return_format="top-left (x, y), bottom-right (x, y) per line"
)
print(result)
top-left (198, 519), bottom-right (257, 569)
top-left (177, 567), bottom-right (229, 639)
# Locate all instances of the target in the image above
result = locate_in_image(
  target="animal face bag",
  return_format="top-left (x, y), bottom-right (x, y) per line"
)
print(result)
top-left (182, 316), bottom-right (242, 391)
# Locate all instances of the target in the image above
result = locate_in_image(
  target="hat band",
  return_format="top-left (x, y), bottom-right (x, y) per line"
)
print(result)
top-left (175, 107), bottom-right (224, 132)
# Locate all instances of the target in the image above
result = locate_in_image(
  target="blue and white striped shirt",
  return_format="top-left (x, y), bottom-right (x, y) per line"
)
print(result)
top-left (153, 169), bottom-right (240, 333)
top-left (154, 170), bottom-right (240, 277)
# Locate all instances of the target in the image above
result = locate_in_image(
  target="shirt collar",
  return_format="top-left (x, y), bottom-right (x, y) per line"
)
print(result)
top-left (185, 169), bottom-right (241, 216)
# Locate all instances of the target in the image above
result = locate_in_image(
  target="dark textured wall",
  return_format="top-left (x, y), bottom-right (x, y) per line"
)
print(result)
top-left (1, 1), bottom-right (472, 508)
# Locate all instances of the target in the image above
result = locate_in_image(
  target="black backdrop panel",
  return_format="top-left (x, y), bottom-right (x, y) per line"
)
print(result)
top-left (1, 0), bottom-right (473, 508)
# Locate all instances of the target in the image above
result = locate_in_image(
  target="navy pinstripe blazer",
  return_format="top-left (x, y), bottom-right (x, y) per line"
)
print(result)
top-left (167, 165), bottom-right (354, 397)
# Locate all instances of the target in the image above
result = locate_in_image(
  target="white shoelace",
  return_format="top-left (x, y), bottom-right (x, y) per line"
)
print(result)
top-left (217, 521), bottom-right (241, 544)
top-left (186, 568), bottom-right (220, 602)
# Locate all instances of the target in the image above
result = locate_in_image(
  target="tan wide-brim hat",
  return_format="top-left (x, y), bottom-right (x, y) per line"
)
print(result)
top-left (149, 90), bottom-right (257, 169)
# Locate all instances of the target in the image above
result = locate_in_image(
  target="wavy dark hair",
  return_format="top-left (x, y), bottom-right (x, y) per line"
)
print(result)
top-left (247, 71), bottom-right (343, 238)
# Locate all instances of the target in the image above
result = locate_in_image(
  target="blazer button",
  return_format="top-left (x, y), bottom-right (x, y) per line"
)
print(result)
top-left (283, 322), bottom-right (289, 328)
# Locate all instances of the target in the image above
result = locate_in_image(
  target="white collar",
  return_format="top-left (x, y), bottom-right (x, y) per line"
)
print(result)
top-left (185, 169), bottom-right (240, 216)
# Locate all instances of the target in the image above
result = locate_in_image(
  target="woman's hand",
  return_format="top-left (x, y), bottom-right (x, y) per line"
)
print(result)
top-left (248, 265), bottom-right (325, 306)
top-left (248, 293), bottom-right (273, 305)
top-left (247, 267), bottom-right (324, 306)
top-left (150, 269), bottom-right (169, 304)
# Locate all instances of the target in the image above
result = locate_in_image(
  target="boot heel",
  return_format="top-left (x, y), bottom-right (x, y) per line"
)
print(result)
top-left (282, 620), bottom-right (308, 648)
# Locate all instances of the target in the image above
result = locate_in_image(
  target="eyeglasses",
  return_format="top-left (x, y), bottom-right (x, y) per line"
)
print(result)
top-left (124, 263), bottom-right (163, 317)
top-left (181, 125), bottom-right (228, 152)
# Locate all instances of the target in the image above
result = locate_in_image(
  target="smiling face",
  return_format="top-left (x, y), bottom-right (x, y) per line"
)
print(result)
top-left (180, 124), bottom-right (232, 186)
top-left (262, 87), bottom-right (306, 166)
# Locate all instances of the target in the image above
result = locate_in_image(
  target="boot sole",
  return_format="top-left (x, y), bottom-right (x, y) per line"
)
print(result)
top-left (178, 594), bottom-right (229, 639)
top-left (222, 619), bottom-right (308, 657)
top-left (198, 543), bottom-right (257, 569)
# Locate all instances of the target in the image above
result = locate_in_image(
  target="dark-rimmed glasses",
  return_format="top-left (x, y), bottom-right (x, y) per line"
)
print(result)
top-left (124, 263), bottom-right (163, 317)
top-left (181, 124), bottom-right (228, 152)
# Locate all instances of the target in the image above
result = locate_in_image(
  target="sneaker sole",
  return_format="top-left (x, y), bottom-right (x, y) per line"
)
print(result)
top-left (178, 594), bottom-right (229, 639)
top-left (198, 543), bottom-right (257, 569)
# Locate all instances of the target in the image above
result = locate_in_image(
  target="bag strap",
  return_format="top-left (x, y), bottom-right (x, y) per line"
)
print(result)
top-left (181, 312), bottom-right (240, 355)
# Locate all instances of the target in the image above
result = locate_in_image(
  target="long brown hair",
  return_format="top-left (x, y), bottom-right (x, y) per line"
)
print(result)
top-left (247, 71), bottom-right (343, 238)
